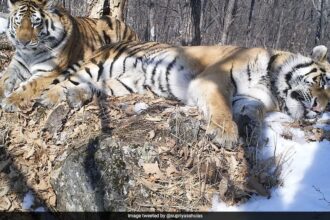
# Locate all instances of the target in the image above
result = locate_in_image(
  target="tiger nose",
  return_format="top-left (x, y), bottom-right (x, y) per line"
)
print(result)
top-left (20, 39), bottom-right (31, 46)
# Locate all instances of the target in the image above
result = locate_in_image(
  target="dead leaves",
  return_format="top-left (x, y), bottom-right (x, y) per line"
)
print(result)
top-left (143, 162), bottom-right (165, 181)
top-left (304, 126), bottom-right (325, 142)
top-left (166, 163), bottom-right (179, 176)
top-left (0, 197), bottom-right (11, 210)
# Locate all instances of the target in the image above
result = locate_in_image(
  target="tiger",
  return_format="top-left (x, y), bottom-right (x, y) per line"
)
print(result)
top-left (0, 0), bottom-right (138, 112)
top-left (36, 41), bottom-right (330, 149)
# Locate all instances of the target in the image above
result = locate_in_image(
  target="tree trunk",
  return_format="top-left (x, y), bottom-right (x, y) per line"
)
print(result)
top-left (314, 0), bottom-right (328, 45)
top-left (89, 0), bottom-right (106, 18)
top-left (88, 0), bottom-right (126, 20)
top-left (190, 0), bottom-right (202, 45)
top-left (149, 0), bottom-right (156, 41)
top-left (221, 0), bottom-right (236, 44)
top-left (109, 0), bottom-right (127, 20)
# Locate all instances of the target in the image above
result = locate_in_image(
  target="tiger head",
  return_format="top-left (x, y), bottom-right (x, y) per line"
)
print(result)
top-left (284, 45), bottom-right (330, 119)
top-left (7, 0), bottom-right (68, 51)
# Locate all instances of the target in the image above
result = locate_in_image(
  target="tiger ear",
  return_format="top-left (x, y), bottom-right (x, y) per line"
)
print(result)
top-left (7, 0), bottom-right (20, 10)
top-left (312, 45), bottom-right (328, 62)
top-left (44, 0), bottom-right (58, 9)
top-left (37, 0), bottom-right (57, 9)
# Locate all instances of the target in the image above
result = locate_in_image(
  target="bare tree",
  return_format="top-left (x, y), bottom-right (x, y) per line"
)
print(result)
top-left (313, 0), bottom-right (329, 45)
top-left (1, 0), bottom-right (330, 53)
top-left (221, 0), bottom-right (236, 44)
top-left (88, 0), bottom-right (127, 20)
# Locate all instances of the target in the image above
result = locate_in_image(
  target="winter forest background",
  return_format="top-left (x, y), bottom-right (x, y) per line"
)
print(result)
top-left (1, 0), bottom-right (330, 54)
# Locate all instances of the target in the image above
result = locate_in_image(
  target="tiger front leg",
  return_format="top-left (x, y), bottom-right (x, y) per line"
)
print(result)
top-left (0, 61), bottom-right (28, 101)
top-left (39, 77), bottom-right (94, 109)
top-left (188, 72), bottom-right (239, 150)
top-left (1, 71), bottom-right (60, 112)
top-left (232, 97), bottom-right (266, 146)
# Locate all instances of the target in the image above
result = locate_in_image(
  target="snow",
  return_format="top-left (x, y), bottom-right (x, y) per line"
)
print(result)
top-left (34, 207), bottom-right (46, 212)
top-left (212, 112), bottom-right (330, 211)
top-left (134, 102), bottom-right (149, 114)
top-left (0, 17), bottom-right (7, 34)
top-left (22, 191), bottom-right (46, 212)
top-left (22, 191), bottom-right (34, 210)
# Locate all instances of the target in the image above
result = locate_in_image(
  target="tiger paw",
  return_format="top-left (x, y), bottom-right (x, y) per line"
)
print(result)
top-left (66, 87), bottom-right (93, 109)
top-left (38, 85), bottom-right (66, 108)
top-left (207, 120), bottom-right (239, 150)
top-left (1, 93), bottom-right (26, 112)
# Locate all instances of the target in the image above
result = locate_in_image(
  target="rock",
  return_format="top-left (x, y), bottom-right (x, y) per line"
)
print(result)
top-left (51, 136), bottom-right (129, 211)
top-left (43, 104), bottom-right (70, 136)
top-left (50, 104), bottom-right (257, 211)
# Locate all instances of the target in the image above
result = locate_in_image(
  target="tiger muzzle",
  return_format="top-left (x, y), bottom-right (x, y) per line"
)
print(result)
top-left (16, 17), bottom-right (34, 47)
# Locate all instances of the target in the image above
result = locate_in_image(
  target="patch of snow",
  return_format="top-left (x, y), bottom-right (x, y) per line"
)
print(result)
top-left (212, 112), bottom-right (330, 211)
top-left (34, 207), bottom-right (46, 212)
top-left (22, 191), bottom-right (34, 210)
top-left (134, 102), bottom-right (149, 114)
top-left (0, 17), bottom-right (8, 34)
top-left (316, 112), bottom-right (330, 131)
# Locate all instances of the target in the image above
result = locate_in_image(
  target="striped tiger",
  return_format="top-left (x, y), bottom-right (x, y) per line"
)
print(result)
top-left (0, 0), bottom-right (138, 112)
top-left (38, 41), bottom-right (330, 149)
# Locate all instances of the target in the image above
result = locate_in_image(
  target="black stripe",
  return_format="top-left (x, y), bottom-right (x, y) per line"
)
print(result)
top-left (165, 58), bottom-right (177, 98)
top-left (36, 56), bottom-right (55, 64)
top-left (304, 68), bottom-right (317, 76)
top-left (33, 69), bottom-right (53, 73)
top-left (17, 72), bottom-right (26, 81)
top-left (267, 54), bottom-right (279, 71)
top-left (123, 24), bottom-right (128, 39)
top-left (293, 61), bottom-right (314, 70)
top-left (109, 87), bottom-right (114, 96)
top-left (85, 67), bottom-right (93, 78)
top-left (121, 42), bottom-right (158, 74)
top-left (103, 30), bottom-right (111, 44)
top-left (97, 62), bottom-right (104, 82)
top-left (285, 72), bottom-right (292, 82)
top-left (91, 58), bottom-right (98, 65)
top-left (45, 19), bottom-right (50, 36)
top-left (151, 59), bottom-right (163, 85)
top-left (16, 59), bottom-right (30, 74)
top-left (109, 42), bottom-right (131, 77)
top-left (69, 78), bottom-right (80, 86)
top-left (117, 79), bottom-right (134, 93)
top-left (247, 64), bottom-right (251, 81)
top-left (50, 18), bottom-right (55, 31)
top-left (101, 16), bottom-right (113, 30)
top-left (132, 42), bottom-right (160, 67)
top-left (143, 85), bottom-right (158, 97)
top-left (230, 65), bottom-right (237, 92)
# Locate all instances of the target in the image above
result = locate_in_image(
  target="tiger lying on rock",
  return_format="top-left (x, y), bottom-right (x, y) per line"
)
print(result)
top-left (34, 41), bottom-right (330, 149)
top-left (0, 0), bottom-right (138, 111)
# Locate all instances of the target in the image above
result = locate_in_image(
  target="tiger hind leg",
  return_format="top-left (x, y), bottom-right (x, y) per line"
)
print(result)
top-left (187, 67), bottom-right (239, 150)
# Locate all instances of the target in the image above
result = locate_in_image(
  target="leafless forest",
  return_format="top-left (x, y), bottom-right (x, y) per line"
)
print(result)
top-left (1, 0), bottom-right (330, 54)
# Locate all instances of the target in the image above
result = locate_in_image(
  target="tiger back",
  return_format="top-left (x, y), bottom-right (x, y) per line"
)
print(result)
top-left (0, 0), bottom-right (138, 112)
